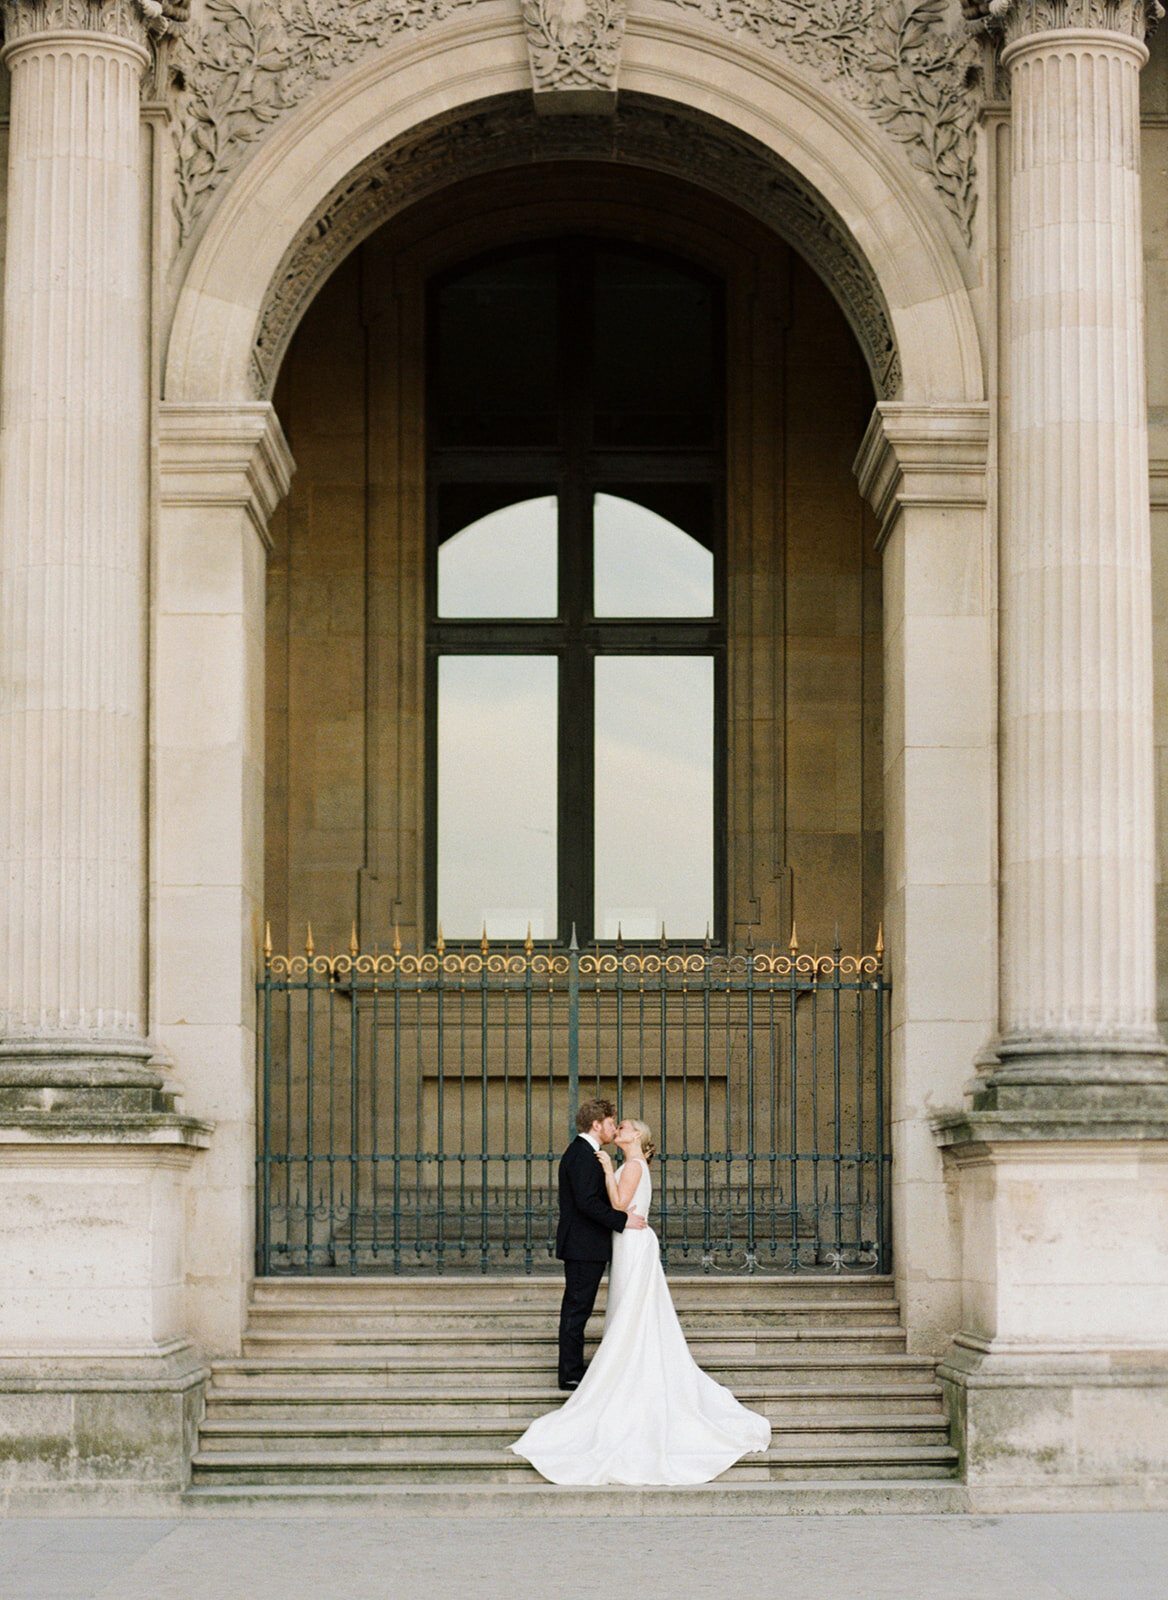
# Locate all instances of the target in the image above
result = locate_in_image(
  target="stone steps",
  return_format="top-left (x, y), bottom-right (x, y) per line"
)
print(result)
top-left (191, 1443), bottom-right (959, 1485)
top-left (182, 1481), bottom-right (971, 1516)
top-left (240, 1328), bottom-right (908, 1360)
top-left (192, 1275), bottom-right (957, 1498)
top-left (212, 1352), bottom-right (941, 1388)
top-left (198, 1413), bottom-right (952, 1452)
top-left (249, 1274), bottom-right (897, 1306)
top-left (242, 1303), bottom-right (900, 1333)
top-left (202, 1382), bottom-right (944, 1421)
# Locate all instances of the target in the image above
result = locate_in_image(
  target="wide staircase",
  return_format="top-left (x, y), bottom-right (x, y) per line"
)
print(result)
top-left (187, 1276), bottom-right (965, 1512)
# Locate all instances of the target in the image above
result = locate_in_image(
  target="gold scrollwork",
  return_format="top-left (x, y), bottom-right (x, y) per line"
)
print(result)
top-left (264, 929), bottom-right (883, 984)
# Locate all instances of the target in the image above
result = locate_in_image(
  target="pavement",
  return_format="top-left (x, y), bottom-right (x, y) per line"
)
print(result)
top-left (0, 1513), bottom-right (1166, 1600)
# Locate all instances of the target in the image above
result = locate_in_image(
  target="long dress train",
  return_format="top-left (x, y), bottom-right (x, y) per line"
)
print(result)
top-left (510, 1159), bottom-right (771, 1485)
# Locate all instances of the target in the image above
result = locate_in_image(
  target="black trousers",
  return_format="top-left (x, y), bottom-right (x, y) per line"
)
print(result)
top-left (557, 1258), bottom-right (607, 1386)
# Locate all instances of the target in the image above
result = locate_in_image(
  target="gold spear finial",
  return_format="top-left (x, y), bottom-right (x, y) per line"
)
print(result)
top-left (264, 920), bottom-right (272, 962)
top-left (481, 922), bottom-right (490, 957)
top-left (436, 923), bottom-right (445, 958)
top-left (789, 921), bottom-right (798, 957)
top-left (524, 922), bottom-right (534, 957)
top-left (349, 922), bottom-right (359, 959)
top-left (876, 922), bottom-right (884, 960)
top-left (305, 922), bottom-right (314, 960)
top-left (393, 923), bottom-right (402, 958)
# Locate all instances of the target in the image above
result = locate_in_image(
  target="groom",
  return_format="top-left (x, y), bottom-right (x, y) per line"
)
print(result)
top-left (556, 1097), bottom-right (647, 1390)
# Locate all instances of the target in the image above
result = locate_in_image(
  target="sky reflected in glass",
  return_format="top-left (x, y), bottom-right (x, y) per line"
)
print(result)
top-left (438, 656), bottom-right (557, 940)
top-left (438, 496), bottom-right (558, 618)
top-left (593, 494), bottom-right (713, 618)
top-left (594, 656), bottom-right (714, 940)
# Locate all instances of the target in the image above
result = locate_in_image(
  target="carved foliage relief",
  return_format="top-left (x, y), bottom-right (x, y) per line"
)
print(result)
top-left (0, 0), bottom-right (186, 44)
top-left (174, 0), bottom-right (479, 240)
top-left (521, 0), bottom-right (627, 94)
top-left (670, 1), bottom-right (978, 239)
top-left (965, 0), bottom-right (1164, 40)
top-left (251, 96), bottom-right (902, 403)
top-left (174, 0), bottom-right (980, 247)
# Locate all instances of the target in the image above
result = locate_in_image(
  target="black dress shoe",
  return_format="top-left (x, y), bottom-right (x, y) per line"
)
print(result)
top-left (559, 1378), bottom-right (580, 1390)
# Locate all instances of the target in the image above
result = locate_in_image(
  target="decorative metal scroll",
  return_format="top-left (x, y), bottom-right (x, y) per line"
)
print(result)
top-left (257, 924), bottom-right (891, 1279)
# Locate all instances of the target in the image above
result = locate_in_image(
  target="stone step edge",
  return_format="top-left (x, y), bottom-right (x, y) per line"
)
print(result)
top-left (251, 1274), bottom-right (897, 1288)
top-left (212, 1355), bottom-right (938, 1375)
top-left (191, 1445), bottom-right (959, 1469)
top-left (209, 1356), bottom-right (934, 1382)
top-left (240, 1328), bottom-right (908, 1346)
top-left (179, 1479), bottom-right (970, 1516)
top-left (202, 1384), bottom-right (944, 1405)
top-left (199, 1413), bottom-right (949, 1436)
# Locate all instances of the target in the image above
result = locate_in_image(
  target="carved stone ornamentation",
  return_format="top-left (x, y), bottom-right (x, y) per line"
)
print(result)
top-left (0, 0), bottom-right (184, 46)
top-left (521, 0), bottom-right (627, 112)
top-left (174, 0), bottom-right (480, 243)
top-left (249, 93), bottom-right (901, 403)
top-left (175, 0), bottom-right (980, 251)
top-left (666, 1), bottom-right (980, 242)
top-left (964, 0), bottom-right (1163, 40)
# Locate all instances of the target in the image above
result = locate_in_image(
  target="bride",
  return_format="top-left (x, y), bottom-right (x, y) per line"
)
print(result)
top-left (510, 1117), bottom-right (771, 1485)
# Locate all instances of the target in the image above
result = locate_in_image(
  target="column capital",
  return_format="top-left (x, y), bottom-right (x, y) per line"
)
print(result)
top-left (965, 0), bottom-right (1163, 49)
top-left (0, 0), bottom-right (187, 52)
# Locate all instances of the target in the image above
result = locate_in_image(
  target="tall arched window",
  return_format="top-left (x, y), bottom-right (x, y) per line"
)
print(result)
top-left (427, 242), bottom-right (725, 944)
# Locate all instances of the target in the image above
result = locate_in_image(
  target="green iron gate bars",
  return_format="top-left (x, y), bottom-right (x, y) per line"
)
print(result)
top-left (257, 927), bottom-right (890, 1275)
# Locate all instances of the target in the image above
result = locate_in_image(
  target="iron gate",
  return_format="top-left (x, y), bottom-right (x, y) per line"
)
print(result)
top-left (257, 929), bottom-right (890, 1275)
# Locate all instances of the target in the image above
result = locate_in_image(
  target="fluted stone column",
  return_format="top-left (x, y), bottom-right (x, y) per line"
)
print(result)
top-left (931, 3), bottom-right (1168, 1506)
top-left (0, 1), bottom-right (159, 1094)
top-left (989, 0), bottom-right (1168, 1103)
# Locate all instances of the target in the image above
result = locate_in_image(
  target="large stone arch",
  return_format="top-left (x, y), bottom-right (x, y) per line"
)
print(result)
top-left (163, 11), bottom-right (985, 406)
top-left (156, 6), bottom-right (993, 1362)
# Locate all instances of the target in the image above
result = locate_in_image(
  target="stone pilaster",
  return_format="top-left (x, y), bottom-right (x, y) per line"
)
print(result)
top-left (987, 0), bottom-right (1168, 1104)
top-left (0, 1), bottom-right (156, 1093)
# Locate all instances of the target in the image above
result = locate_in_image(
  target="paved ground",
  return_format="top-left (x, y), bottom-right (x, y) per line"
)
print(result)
top-left (0, 1513), bottom-right (1165, 1600)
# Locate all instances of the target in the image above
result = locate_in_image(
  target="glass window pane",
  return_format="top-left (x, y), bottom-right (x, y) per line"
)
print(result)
top-left (438, 657), bottom-right (557, 941)
top-left (593, 493), bottom-right (713, 617)
top-left (594, 657), bottom-right (713, 940)
top-left (592, 250), bottom-right (717, 447)
top-left (434, 253), bottom-right (559, 447)
top-left (438, 494), bottom-right (558, 618)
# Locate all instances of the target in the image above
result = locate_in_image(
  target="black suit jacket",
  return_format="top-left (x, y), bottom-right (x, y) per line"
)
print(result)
top-left (555, 1135), bottom-right (629, 1262)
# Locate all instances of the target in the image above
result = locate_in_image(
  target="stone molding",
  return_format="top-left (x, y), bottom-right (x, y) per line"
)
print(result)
top-left (174, 0), bottom-right (979, 247)
top-left (247, 94), bottom-right (901, 404)
top-left (933, 1108), bottom-right (1168, 1145)
top-left (522, 0), bottom-right (627, 110)
top-left (157, 401), bottom-right (295, 547)
top-left (853, 401), bottom-right (991, 549)
top-left (0, 0), bottom-right (186, 47)
top-left (964, 0), bottom-right (1164, 43)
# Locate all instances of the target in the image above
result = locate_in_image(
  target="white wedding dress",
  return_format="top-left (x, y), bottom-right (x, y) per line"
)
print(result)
top-left (510, 1159), bottom-right (771, 1485)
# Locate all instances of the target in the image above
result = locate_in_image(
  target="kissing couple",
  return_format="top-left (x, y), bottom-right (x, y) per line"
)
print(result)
top-left (510, 1097), bottom-right (771, 1486)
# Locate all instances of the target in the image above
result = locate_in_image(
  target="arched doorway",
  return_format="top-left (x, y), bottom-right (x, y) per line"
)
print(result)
top-left (157, 21), bottom-right (989, 1350)
top-left (259, 162), bottom-right (887, 1273)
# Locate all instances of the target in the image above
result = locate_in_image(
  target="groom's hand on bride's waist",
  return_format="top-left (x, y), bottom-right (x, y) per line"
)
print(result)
top-left (626, 1214), bottom-right (648, 1230)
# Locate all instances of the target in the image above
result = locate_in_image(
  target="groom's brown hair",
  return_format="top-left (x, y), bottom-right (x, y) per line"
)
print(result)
top-left (575, 1097), bottom-right (616, 1133)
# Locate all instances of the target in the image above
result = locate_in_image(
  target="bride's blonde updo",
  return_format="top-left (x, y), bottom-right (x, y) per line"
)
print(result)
top-left (629, 1118), bottom-right (657, 1161)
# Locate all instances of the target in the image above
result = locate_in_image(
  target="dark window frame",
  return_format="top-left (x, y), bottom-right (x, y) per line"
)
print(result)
top-left (425, 238), bottom-right (727, 946)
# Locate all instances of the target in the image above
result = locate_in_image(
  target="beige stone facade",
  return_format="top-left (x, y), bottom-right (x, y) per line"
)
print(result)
top-left (0, 0), bottom-right (1167, 1508)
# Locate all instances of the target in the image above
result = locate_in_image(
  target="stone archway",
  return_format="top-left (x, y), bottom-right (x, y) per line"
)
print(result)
top-left (163, 12), bottom-right (983, 407)
top-left (156, 8), bottom-right (991, 1358)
